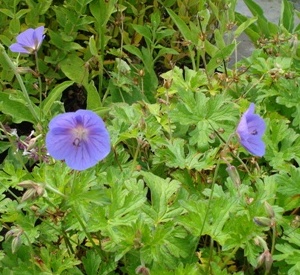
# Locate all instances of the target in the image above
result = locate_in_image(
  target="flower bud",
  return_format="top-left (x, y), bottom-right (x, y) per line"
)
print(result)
top-left (254, 236), bottom-right (268, 251)
top-left (15, 67), bottom-right (36, 75)
top-left (138, 69), bottom-right (145, 77)
top-left (163, 79), bottom-right (173, 89)
top-left (264, 201), bottom-right (275, 218)
top-left (253, 217), bottom-right (272, 227)
top-left (264, 250), bottom-right (273, 273)
top-left (5, 228), bottom-right (23, 240)
top-left (226, 165), bottom-right (241, 187)
top-left (257, 251), bottom-right (265, 267)
top-left (5, 227), bottom-right (23, 254)
top-left (257, 250), bottom-right (273, 272)
top-left (12, 235), bottom-right (22, 254)
top-left (135, 265), bottom-right (150, 275)
top-left (18, 181), bottom-right (45, 202)
top-left (18, 180), bottom-right (36, 188)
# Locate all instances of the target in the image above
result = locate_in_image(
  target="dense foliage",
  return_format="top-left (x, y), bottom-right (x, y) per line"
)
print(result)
top-left (0, 0), bottom-right (300, 274)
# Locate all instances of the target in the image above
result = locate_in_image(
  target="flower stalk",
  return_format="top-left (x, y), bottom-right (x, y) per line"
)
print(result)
top-left (0, 43), bottom-right (39, 123)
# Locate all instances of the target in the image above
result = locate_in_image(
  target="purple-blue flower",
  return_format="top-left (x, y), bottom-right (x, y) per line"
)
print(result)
top-left (236, 103), bottom-right (266, 157)
top-left (9, 26), bottom-right (45, 54)
top-left (46, 110), bottom-right (111, 171)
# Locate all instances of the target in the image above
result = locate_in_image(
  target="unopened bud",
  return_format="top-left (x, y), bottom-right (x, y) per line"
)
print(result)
top-left (257, 252), bottom-right (265, 268)
top-left (5, 228), bottom-right (23, 240)
top-left (163, 79), bottom-right (173, 89)
top-left (264, 250), bottom-right (273, 273)
top-left (257, 250), bottom-right (273, 272)
top-left (12, 235), bottom-right (22, 253)
top-left (264, 201), bottom-right (275, 218)
top-left (138, 69), bottom-right (145, 77)
top-left (253, 217), bottom-right (272, 227)
top-left (18, 180), bottom-right (36, 188)
top-left (135, 265), bottom-right (150, 275)
top-left (209, 133), bottom-right (216, 140)
top-left (254, 236), bottom-right (268, 251)
top-left (18, 181), bottom-right (44, 202)
top-left (15, 67), bottom-right (36, 75)
top-left (27, 134), bottom-right (42, 151)
top-left (226, 165), bottom-right (241, 187)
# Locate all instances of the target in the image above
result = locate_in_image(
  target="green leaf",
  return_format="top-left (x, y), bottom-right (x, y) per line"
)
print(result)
top-left (234, 17), bottom-right (257, 38)
top-left (89, 0), bottom-right (117, 27)
top-left (264, 118), bottom-right (300, 170)
top-left (60, 54), bottom-right (88, 85)
top-left (166, 8), bottom-right (197, 45)
top-left (235, 13), bottom-right (260, 43)
top-left (0, 141), bottom-right (10, 154)
top-left (170, 92), bottom-right (238, 133)
top-left (0, 92), bottom-right (36, 123)
top-left (280, 0), bottom-right (294, 32)
top-left (156, 28), bottom-right (176, 42)
top-left (123, 45), bottom-right (143, 61)
top-left (132, 24), bottom-right (152, 44)
top-left (42, 81), bottom-right (74, 115)
top-left (207, 44), bottom-right (236, 73)
top-left (16, 9), bottom-right (30, 19)
top-left (276, 166), bottom-right (300, 199)
top-left (9, 17), bottom-right (20, 35)
top-left (242, 0), bottom-right (268, 21)
top-left (242, 0), bottom-right (279, 37)
top-left (48, 29), bottom-right (83, 51)
top-left (82, 250), bottom-right (101, 275)
top-left (276, 78), bottom-right (300, 127)
top-left (155, 47), bottom-right (178, 60)
top-left (0, 9), bottom-right (14, 18)
top-left (141, 171), bottom-right (182, 224)
top-left (274, 243), bottom-right (300, 267)
top-left (153, 138), bottom-right (216, 171)
top-left (89, 35), bottom-right (98, 56)
top-left (85, 80), bottom-right (102, 110)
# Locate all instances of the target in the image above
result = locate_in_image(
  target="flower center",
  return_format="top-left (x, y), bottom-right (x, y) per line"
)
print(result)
top-left (72, 126), bottom-right (88, 147)
top-left (251, 129), bottom-right (258, 135)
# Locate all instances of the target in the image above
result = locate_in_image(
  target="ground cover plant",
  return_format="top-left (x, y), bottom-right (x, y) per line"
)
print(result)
top-left (0, 0), bottom-right (300, 274)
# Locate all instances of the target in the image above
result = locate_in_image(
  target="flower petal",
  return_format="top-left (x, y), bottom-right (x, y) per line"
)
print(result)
top-left (16, 28), bottom-right (36, 48)
top-left (9, 43), bottom-right (31, 54)
top-left (236, 103), bottom-right (266, 157)
top-left (46, 109), bottom-right (111, 171)
top-left (33, 26), bottom-right (45, 49)
top-left (241, 135), bottom-right (265, 157)
top-left (247, 114), bottom-right (266, 136)
top-left (65, 141), bottom-right (99, 171)
top-left (45, 129), bottom-right (74, 160)
top-left (9, 26), bottom-right (45, 54)
top-left (48, 113), bottom-right (76, 129)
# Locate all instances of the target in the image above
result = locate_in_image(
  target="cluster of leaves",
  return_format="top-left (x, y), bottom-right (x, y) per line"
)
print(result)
top-left (0, 0), bottom-right (300, 274)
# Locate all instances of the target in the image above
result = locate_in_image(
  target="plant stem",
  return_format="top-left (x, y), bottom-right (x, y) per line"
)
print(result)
top-left (23, 231), bottom-right (37, 275)
top-left (0, 43), bottom-right (39, 123)
top-left (72, 204), bottom-right (104, 259)
top-left (270, 225), bottom-right (276, 256)
top-left (34, 51), bottom-right (43, 122)
top-left (220, 245), bottom-right (240, 269)
top-left (202, 158), bottom-right (221, 273)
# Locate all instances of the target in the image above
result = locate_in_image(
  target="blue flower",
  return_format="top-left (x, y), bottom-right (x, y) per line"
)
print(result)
top-left (46, 110), bottom-right (111, 171)
top-left (236, 103), bottom-right (266, 157)
top-left (9, 26), bottom-right (45, 54)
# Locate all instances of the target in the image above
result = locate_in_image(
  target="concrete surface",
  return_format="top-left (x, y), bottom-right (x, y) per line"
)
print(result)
top-left (236, 0), bottom-right (282, 24)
